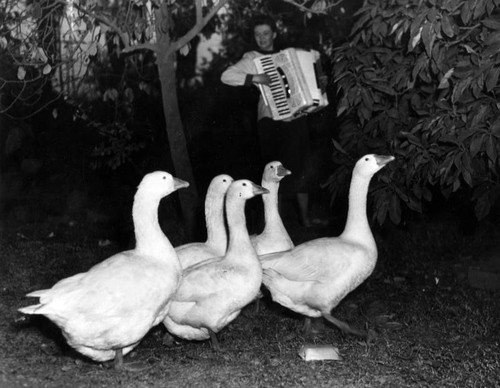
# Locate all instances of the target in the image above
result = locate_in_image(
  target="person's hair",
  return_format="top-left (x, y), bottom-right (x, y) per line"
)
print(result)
top-left (250, 14), bottom-right (277, 33)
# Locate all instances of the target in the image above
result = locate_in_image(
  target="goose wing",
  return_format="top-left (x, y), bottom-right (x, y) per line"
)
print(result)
top-left (174, 258), bottom-right (236, 302)
top-left (261, 237), bottom-right (360, 283)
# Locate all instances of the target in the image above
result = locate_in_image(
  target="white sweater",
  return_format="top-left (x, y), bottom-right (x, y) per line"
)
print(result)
top-left (220, 50), bottom-right (273, 121)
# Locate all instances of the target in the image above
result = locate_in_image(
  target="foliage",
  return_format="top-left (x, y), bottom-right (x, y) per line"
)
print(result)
top-left (328, 0), bottom-right (500, 224)
top-left (219, 0), bottom-right (354, 65)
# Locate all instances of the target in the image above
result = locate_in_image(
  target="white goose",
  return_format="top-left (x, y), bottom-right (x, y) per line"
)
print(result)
top-left (163, 179), bottom-right (268, 350)
top-left (251, 161), bottom-right (294, 255)
top-left (176, 174), bottom-right (233, 269)
top-left (18, 171), bottom-right (189, 369)
top-left (260, 154), bottom-right (394, 336)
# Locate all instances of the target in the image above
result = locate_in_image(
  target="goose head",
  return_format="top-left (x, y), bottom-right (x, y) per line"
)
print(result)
top-left (137, 171), bottom-right (189, 200)
top-left (353, 154), bottom-right (395, 179)
top-left (264, 161), bottom-right (292, 183)
top-left (210, 174), bottom-right (234, 195)
top-left (228, 179), bottom-right (269, 201)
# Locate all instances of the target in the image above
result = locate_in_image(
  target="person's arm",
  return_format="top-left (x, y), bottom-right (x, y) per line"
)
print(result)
top-left (221, 52), bottom-right (271, 86)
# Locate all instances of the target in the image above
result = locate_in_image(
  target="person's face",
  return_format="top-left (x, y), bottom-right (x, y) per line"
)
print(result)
top-left (254, 24), bottom-right (276, 52)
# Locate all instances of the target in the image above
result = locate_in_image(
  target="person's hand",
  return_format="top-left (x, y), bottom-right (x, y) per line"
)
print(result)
top-left (252, 73), bottom-right (272, 85)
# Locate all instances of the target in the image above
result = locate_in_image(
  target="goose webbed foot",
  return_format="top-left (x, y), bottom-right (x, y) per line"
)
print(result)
top-left (301, 317), bottom-right (325, 336)
top-left (162, 331), bottom-right (176, 347)
top-left (323, 313), bottom-right (367, 338)
top-left (109, 349), bottom-right (151, 372)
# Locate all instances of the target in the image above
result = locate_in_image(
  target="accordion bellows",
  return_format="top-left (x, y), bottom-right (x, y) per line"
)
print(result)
top-left (254, 48), bottom-right (329, 121)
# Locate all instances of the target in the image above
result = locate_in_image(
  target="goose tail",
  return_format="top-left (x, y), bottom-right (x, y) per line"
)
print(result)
top-left (26, 289), bottom-right (49, 298)
top-left (18, 304), bottom-right (43, 315)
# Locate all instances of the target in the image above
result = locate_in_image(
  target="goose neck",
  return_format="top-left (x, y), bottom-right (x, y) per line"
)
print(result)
top-left (226, 197), bottom-right (252, 254)
top-left (262, 182), bottom-right (280, 225)
top-left (205, 191), bottom-right (226, 246)
top-left (341, 174), bottom-right (373, 241)
top-left (133, 193), bottom-right (176, 258)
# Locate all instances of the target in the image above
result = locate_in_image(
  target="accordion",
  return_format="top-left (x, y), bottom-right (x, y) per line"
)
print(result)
top-left (253, 48), bottom-right (329, 121)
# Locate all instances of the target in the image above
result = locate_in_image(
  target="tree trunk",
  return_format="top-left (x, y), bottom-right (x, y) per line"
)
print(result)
top-left (157, 55), bottom-right (199, 241)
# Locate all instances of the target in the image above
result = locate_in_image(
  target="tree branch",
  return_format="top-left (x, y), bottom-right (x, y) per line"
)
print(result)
top-left (70, 1), bottom-right (145, 54)
top-left (169, 0), bottom-right (229, 56)
top-left (281, 0), bottom-right (345, 14)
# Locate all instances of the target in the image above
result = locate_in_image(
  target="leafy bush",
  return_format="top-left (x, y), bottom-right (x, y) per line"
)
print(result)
top-left (328, 0), bottom-right (500, 224)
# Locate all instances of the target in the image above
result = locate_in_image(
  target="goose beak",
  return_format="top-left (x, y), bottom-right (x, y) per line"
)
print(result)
top-left (375, 155), bottom-right (395, 167)
top-left (277, 165), bottom-right (292, 177)
top-left (173, 178), bottom-right (190, 190)
top-left (253, 183), bottom-right (270, 196)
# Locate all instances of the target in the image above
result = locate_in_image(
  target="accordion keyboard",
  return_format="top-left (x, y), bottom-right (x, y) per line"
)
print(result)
top-left (256, 55), bottom-right (292, 118)
top-left (253, 48), bottom-right (328, 121)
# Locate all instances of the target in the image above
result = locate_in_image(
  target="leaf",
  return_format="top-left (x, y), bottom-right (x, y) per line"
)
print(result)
top-left (88, 42), bottom-right (97, 56)
top-left (52, 109), bottom-right (58, 119)
top-left (36, 47), bottom-right (48, 63)
top-left (441, 15), bottom-right (455, 37)
top-left (179, 43), bottom-right (190, 56)
top-left (412, 54), bottom-right (428, 80)
top-left (408, 26), bottom-right (423, 51)
top-left (470, 105), bottom-right (489, 129)
top-left (485, 67), bottom-right (500, 91)
top-left (421, 22), bottom-right (435, 57)
top-left (482, 17), bottom-right (500, 29)
top-left (336, 96), bottom-right (349, 116)
top-left (473, 0), bottom-right (487, 20)
top-left (331, 138), bottom-right (348, 155)
top-left (486, 136), bottom-right (497, 161)
top-left (122, 88), bottom-right (133, 103)
top-left (463, 168), bottom-right (473, 186)
top-left (470, 136), bottom-right (484, 157)
top-left (438, 68), bottom-right (454, 89)
top-left (462, 44), bottom-right (476, 54)
top-left (17, 66), bottom-right (26, 80)
top-left (103, 88), bottom-right (118, 102)
top-left (452, 78), bottom-right (471, 103)
top-left (370, 83), bottom-right (396, 96)
top-left (485, 30), bottom-right (500, 46)
top-left (29, 2), bottom-right (42, 18)
top-left (42, 64), bottom-right (51, 75)
top-left (461, 1), bottom-right (472, 24)
top-left (360, 88), bottom-right (373, 111)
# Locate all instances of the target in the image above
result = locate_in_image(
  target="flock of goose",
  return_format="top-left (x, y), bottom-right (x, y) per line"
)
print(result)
top-left (18, 154), bottom-right (394, 370)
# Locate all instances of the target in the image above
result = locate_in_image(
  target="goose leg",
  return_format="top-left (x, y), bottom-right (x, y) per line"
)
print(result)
top-left (113, 348), bottom-right (124, 369)
top-left (162, 331), bottom-right (176, 347)
top-left (112, 348), bottom-right (151, 372)
top-left (208, 329), bottom-right (221, 351)
top-left (323, 313), bottom-right (367, 338)
top-left (302, 317), bottom-right (312, 335)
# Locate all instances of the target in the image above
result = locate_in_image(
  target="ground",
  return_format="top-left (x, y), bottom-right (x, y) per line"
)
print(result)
top-left (1, 205), bottom-right (499, 388)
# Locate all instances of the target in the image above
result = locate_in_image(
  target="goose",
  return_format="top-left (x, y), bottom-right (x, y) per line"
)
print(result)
top-left (260, 154), bottom-right (394, 336)
top-left (251, 161), bottom-right (294, 256)
top-left (18, 171), bottom-right (189, 370)
top-left (163, 179), bottom-right (268, 350)
top-left (176, 174), bottom-right (233, 269)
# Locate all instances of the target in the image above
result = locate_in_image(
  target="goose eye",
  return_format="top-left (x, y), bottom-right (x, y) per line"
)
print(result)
top-left (242, 182), bottom-right (247, 186)
top-left (365, 157), bottom-right (369, 161)
top-left (163, 176), bottom-right (167, 180)
top-left (223, 179), bottom-right (226, 182)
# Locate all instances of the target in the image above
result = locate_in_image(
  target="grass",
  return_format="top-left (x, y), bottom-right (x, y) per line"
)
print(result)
top-left (1, 211), bottom-right (499, 387)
